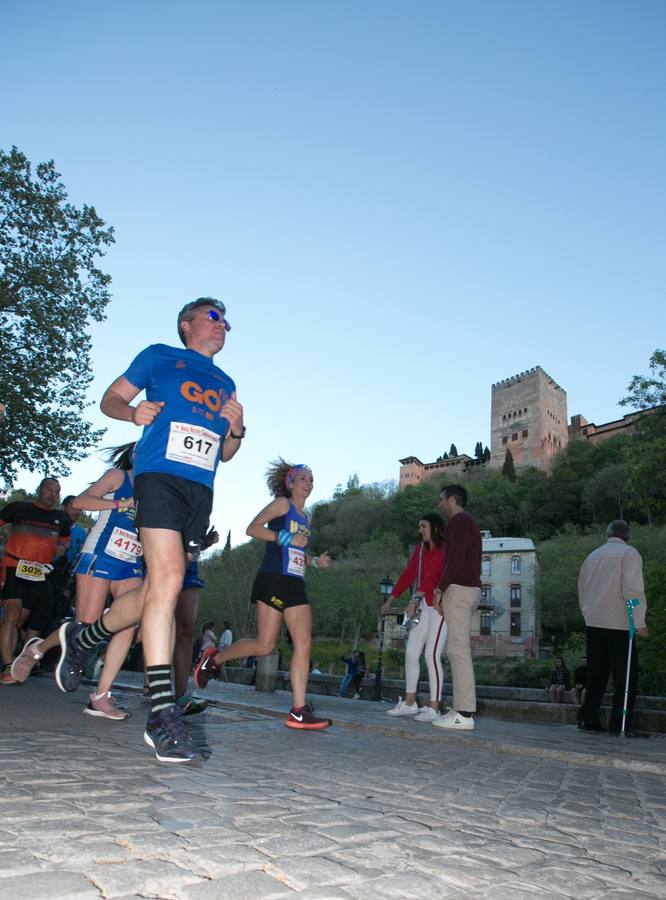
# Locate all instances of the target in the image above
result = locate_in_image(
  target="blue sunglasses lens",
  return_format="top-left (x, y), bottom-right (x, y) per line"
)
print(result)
top-left (207, 309), bottom-right (231, 331)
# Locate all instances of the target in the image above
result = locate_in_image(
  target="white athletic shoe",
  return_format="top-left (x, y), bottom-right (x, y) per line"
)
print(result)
top-left (413, 706), bottom-right (440, 723)
top-left (387, 697), bottom-right (419, 717)
top-left (433, 710), bottom-right (475, 730)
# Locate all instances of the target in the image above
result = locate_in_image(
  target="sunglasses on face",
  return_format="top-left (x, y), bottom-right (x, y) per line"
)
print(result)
top-left (206, 308), bottom-right (232, 332)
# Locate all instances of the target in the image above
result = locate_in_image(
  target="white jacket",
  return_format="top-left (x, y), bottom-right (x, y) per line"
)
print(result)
top-left (578, 538), bottom-right (647, 630)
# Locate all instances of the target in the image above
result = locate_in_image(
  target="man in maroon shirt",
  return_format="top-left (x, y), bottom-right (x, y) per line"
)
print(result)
top-left (433, 484), bottom-right (482, 731)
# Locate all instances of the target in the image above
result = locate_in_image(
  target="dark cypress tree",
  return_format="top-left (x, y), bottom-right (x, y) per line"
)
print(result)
top-left (503, 449), bottom-right (517, 482)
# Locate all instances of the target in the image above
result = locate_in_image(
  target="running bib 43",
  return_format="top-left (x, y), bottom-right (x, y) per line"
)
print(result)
top-left (16, 560), bottom-right (51, 582)
top-left (287, 548), bottom-right (306, 578)
top-left (166, 422), bottom-right (220, 471)
top-left (105, 527), bottom-right (143, 562)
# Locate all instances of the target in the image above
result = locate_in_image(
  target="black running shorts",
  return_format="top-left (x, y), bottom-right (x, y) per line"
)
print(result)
top-left (134, 473), bottom-right (213, 553)
top-left (250, 572), bottom-right (309, 612)
top-left (1, 567), bottom-right (54, 632)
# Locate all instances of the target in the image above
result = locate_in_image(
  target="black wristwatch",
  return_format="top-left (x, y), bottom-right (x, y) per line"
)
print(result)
top-left (229, 426), bottom-right (246, 440)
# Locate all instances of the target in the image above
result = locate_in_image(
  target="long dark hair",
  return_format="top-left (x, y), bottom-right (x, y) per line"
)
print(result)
top-left (101, 442), bottom-right (136, 472)
top-left (420, 512), bottom-right (446, 549)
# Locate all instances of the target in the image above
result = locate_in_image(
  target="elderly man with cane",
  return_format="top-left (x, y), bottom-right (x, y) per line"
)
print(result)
top-left (577, 520), bottom-right (649, 738)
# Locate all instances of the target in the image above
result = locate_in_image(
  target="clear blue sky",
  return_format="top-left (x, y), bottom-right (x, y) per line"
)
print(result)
top-left (3, 0), bottom-right (665, 547)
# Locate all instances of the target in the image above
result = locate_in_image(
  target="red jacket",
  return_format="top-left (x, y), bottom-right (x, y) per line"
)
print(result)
top-left (390, 543), bottom-right (446, 606)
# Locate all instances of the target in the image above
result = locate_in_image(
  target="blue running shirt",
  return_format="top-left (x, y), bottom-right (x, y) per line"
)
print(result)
top-left (82, 472), bottom-right (143, 566)
top-left (123, 344), bottom-right (236, 489)
top-left (260, 504), bottom-right (311, 580)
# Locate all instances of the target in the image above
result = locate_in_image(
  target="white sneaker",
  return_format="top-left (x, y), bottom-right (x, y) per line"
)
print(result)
top-left (433, 710), bottom-right (475, 730)
top-left (413, 706), bottom-right (440, 723)
top-left (387, 697), bottom-right (419, 717)
top-left (352, 693), bottom-right (361, 700)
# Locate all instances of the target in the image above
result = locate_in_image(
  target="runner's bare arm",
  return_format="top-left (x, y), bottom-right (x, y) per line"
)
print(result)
top-left (246, 498), bottom-right (294, 542)
top-left (71, 469), bottom-right (129, 512)
top-left (101, 376), bottom-right (165, 426)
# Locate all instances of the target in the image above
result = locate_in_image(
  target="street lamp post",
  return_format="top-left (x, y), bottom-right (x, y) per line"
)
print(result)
top-left (374, 575), bottom-right (395, 701)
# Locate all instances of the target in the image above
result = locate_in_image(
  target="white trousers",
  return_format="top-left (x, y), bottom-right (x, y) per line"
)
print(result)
top-left (404, 604), bottom-right (449, 702)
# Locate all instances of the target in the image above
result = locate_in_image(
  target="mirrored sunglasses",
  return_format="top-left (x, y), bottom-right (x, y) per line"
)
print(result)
top-left (207, 308), bottom-right (231, 332)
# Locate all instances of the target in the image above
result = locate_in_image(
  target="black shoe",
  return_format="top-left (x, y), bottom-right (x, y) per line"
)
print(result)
top-left (609, 728), bottom-right (650, 739)
top-left (577, 720), bottom-right (605, 732)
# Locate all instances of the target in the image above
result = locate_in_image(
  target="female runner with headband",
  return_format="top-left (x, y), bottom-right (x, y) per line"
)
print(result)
top-left (194, 459), bottom-right (332, 729)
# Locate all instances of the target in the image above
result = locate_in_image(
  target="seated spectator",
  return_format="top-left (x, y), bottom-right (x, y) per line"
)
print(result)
top-left (548, 656), bottom-right (572, 703)
top-left (573, 656), bottom-right (587, 706)
top-left (310, 660), bottom-right (322, 675)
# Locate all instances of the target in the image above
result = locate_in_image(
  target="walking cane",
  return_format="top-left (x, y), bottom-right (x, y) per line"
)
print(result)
top-left (621, 598), bottom-right (641, 736)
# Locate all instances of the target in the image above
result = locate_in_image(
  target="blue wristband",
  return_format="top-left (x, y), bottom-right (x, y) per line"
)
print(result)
top-left (277, 529), bottom-right (293, 547)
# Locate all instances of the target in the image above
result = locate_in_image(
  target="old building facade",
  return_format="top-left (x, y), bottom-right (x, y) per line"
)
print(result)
top-left (472, 535), bottom-right (538, 659)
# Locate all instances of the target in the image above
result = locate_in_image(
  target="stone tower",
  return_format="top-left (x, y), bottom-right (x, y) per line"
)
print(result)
top-left (490, 367), bottom-right (568, 472)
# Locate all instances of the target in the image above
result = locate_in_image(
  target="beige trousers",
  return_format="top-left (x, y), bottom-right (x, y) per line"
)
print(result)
top-left (442, 584), bottom-right (481, 713)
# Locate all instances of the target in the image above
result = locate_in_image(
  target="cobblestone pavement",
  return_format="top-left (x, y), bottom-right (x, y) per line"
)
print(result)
top-left (1, 678), bottom-right (665, 899)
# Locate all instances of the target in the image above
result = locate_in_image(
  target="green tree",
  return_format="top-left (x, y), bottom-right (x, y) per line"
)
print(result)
top-left (619, 350), bottom-right (666, 525)
top-left (449, 443), bottom-right (458, 457)
top-left (620, 349), bottom-right (666, 412)
top-left (502, 449), bottom-right (516, 482)
top-left (0, 146), bottom-right (114, 484)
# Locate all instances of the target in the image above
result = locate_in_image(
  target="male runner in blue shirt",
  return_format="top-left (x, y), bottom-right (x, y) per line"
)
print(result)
top-left (55, 297), bottom-right (243, 762)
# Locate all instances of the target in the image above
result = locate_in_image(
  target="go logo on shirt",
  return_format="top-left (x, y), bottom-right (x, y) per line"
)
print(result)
top-left (180, 380), bottom-right (229, 414)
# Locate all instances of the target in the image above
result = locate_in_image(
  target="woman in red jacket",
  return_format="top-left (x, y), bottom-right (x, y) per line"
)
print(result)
top-left (381, 513), bottom-right (447, 723)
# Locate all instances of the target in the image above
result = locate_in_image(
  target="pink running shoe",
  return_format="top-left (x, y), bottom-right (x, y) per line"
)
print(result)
top-left (83, 691), bottom-right (129, 720)
top-left (11, 638), bottom-right (43, 683)
top-left (193, 647), bottom-right (220, 689)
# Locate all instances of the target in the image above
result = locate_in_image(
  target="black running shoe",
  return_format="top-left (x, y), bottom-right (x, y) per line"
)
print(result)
top-left (55, 622), bottom-right (94, 693)
top-left (144, 705), bottom-right (196, 762)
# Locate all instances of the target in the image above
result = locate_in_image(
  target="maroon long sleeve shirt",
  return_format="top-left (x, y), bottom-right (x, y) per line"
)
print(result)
top-left (438, 510), bottom-right (482, 593)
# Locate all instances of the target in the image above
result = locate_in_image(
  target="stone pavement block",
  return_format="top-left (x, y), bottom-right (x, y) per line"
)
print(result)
top-left (264, 857), bottom-right (363, 890)
top-left (0, 871), bottom-right (100, 899)
top-left (344, 870), bottom-right (453, 899)
top-left (464, 840), bottom-right (546, 870)
top-left (254, 832), bottom-right (341, 859)
top-left (598, 892), bottom-right (666, 899)
top-left (316, 823), bottom-right (402, 844)
top-left (87, 859), bottom-right (204, 899)
top-left (29, 838), bottom-right (132, 869)
top-left (405, 850), bottom-right (495, 892)
top-left (186, 825), bottom-right (256, 846)
top-left (475, 879), bottom-right (552, 897)
top-left (182, 868), bottom-right (295, 898)
top-left (114, 830), bottom-right (190, 856)
top-left (280, 809), bottom-right (356, 829)
top-left (162, 844), bottom-right (268, 879)
top-left (519, 864), bottom-right (611, 897)
top-left (0, 848), bottom-right (48, 878)
top-left (510, 834), bottom-right (586, 859)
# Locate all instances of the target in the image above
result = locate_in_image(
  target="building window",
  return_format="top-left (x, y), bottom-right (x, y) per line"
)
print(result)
top-left (510, 612), bottom-right (521, 636)
top-left (522, 429), bottom-right (528, 438)
top-left (511, 555), bottom-right (521, 575)
top-left (502, 436), bottom-right (508, 445)
top-left (481, 584), bottom-right (492, 605)
top-left (510, 584), bottom-right (521, 607)
top-left (481, 556), bottom-right (491, 577)
top-left (512, 433), bottom-right (518, 441)
top-left (480, 612), bottom-right (491, 636)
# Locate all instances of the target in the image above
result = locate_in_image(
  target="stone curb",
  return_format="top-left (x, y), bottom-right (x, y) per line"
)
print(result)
top-left (113, 677), bottom-right (666, 777)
